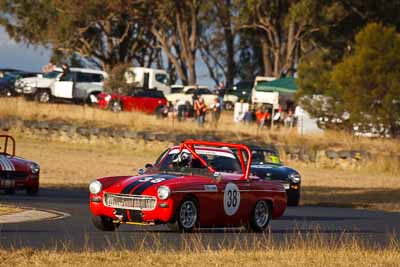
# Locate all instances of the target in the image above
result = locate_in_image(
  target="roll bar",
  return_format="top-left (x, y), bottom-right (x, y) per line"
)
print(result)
top-left (179, 140), bottom-right (252, 181)
top-left (0, 135), bottom-right (15, 157)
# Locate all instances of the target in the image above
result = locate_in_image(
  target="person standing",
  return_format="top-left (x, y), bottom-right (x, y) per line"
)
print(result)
top-left (194, 97), bottom-right (207, 127)
top-left (210, 97), bottom-right (221, 128)
top-left (216, 82), bottom-right (225, 107)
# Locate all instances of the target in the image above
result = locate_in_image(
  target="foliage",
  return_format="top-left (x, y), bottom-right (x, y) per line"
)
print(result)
top-left (103, 64), bottom-right (136, 94)
top-left (298, 23), bottom-right (400, 136)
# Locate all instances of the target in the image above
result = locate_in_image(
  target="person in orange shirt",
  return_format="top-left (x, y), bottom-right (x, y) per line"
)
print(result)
top-left (255, 107), bottom-right (270, 128)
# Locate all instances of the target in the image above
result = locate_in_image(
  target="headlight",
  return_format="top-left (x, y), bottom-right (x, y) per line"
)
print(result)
top-left (89, 180), bottom-right (103, 194)
top-left (157, 186), bottom-right (170, 200)
top-left (289, 173), bottom-right (301, 183)
top-left (30, 163), bottom-right (40, 174)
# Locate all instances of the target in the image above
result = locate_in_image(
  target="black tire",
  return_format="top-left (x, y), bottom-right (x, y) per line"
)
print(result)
top-left (91, 215), bottom-right (116, 231)
top-left (4, 188), bottom-right (15, 195)
top-left (35, 89), bottom-right (51, 103)
top-left (109, 100), bottom-right (123, 112)
top-left (246, 200), bottom-right (271, 232)
top-left (86, 92), bottom-right (100, 106)
top-left (175, 197), bottom-right (199, 232)
top-left (287, 190), bottom-right (300, 206)
top-left (26, 186), bottom-right (39, 196)
top-left (223, 101), bottom-right (234, 111)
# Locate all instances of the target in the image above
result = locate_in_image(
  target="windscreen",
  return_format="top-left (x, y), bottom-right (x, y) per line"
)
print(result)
top-left (159, 148), bottom-right (242, 174)
top-left (251, 149), bottom-right (281, 165)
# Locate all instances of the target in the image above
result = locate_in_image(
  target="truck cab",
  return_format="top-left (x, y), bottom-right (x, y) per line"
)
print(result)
top-left (125, 67), bottom-right (171, 95)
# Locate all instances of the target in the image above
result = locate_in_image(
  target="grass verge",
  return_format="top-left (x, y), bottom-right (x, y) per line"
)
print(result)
top-left (0, 234), bottom-right (399, 267)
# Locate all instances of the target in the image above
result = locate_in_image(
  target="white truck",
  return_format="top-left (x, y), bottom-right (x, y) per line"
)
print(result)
top-left (251, 76), bottom-right (278, 107)
top-left (15, 68), bottom-right (108, 104)
top-left (166, 85), bottom-right (238, 110)
top-left (125, 67), bottom-right (171, 94)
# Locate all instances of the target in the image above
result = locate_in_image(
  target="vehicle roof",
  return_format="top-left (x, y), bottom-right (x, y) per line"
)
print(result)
top-left (52, 67), bottom-right (107, 76)
top-left (183, 85), bottom-right (209, 91)
top-left (168, 146), bottom-right (236, 158)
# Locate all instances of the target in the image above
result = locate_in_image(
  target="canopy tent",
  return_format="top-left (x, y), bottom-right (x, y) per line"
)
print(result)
top-left (255, 77), bottom-right (297, 94)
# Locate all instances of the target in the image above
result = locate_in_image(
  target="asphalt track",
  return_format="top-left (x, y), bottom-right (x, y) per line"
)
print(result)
top-left (1, 188), bottom-right (399, 250)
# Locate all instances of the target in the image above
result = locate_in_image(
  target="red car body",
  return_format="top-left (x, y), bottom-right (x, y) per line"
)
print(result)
top-left (0, 135), bottom-right (40, 195)
top-left (97, 89), bottom-right (167, 114)
top-left (89, 140), bottom-right (287, 232)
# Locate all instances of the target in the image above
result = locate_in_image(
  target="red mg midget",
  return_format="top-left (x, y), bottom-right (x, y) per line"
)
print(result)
top-left (89, 140), bottom-right (287, 232)
top-left (0, 135), bottom-right (40, 195)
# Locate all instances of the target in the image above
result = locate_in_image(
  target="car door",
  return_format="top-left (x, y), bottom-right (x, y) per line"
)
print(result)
top-left (215, 178), bottom-right (252, 226)
top-left (53, 72), bottom-right (74, 99)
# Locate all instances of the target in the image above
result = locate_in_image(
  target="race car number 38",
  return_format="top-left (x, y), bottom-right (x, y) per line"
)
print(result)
top-left (224, 182), bottom-right (240, 216)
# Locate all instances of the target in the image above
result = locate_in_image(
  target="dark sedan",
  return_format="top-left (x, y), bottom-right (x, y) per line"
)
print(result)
top-left (246, 146), bottom-right (301, 206)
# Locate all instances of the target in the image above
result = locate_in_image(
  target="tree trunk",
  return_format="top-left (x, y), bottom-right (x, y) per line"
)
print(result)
top-left (225, 26), bottom-right (235, 89)
top-left (260, 37), bottom-right (273, 77)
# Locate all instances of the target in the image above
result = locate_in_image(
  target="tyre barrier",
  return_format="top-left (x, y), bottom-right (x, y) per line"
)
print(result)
top-left (0, 116), bottom-right (384, 164)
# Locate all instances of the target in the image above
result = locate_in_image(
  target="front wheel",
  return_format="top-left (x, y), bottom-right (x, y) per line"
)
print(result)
top-left (246, 200), bottom-right (271, 232)
top-left (35, 89), bottom-right (51, 103)
top-left (176, 197), bottom-right (199, 232)
top-left (91, 215), bottom-right (117, 231)
top-left (26, 186), bottom-right (39, 196)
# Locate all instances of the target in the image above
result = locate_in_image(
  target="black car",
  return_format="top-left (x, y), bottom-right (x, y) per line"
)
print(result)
top-left (0, 70), bottom-right (39, 96)
top-left (247, 146), bottom-right (301, 206)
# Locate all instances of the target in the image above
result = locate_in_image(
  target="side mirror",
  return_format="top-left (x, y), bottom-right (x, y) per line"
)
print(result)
top-left (137, 168), bottom-right (145, 175)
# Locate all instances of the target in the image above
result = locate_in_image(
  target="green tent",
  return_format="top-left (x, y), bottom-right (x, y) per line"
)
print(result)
top-left (255, 77), bottom-right (297, 94)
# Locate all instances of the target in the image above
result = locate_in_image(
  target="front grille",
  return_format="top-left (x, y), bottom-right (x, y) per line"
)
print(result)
top-left (104, 193), bottom-right (157, 211)
top-left (0, 171), bottom-right (28, 180)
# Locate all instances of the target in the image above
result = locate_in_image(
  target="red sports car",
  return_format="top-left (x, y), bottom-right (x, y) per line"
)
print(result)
top-left (0, 135), bottom-right (40, 195)
top-left (89, 140), bottom-right (287, 232)
top-left (97, 88), bottom-right (167, 114)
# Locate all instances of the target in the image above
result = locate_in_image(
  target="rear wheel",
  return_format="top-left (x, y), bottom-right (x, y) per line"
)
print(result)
top-left (223, 101), bottom-right (234, 110)
top-left (91, 215), bottom-right (117, 231)
top-left (176, 197), bottom-right (199, 232)
top-left (109, 100), bottom-right (123, 112)
top-left (246, 200), bottom-right (271, 232)
top-left (86, 92), bottom-right (100, 105)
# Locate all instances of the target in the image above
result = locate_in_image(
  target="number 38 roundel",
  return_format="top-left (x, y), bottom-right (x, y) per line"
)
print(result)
top-left (223, 182), bottom-right (240, 216)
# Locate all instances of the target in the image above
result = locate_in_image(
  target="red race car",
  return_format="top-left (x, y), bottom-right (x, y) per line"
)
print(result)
top-left (97, 88), bottom-right (167, 114)
top-left (89, 140), bottom-right (287, 232)
top-left (0, 135), bottom-right (40, 195)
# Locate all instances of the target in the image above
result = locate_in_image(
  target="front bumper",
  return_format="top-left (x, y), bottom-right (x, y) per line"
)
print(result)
top-left (0, 172), bottom-right (39, 191)
top-left (90, 192), bottom-right (176, 224)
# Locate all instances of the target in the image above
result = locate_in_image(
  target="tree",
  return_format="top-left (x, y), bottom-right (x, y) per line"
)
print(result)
top-left (199, 0), bottom-right (237, 89)
top-left (0, 0), bottom-right (158, 72)
top-left (331, 23), bottom-right (400, 136)
top-left (150, 0), bottom-right (202, 85)
top-left (237, 0), bottom-right (326, 77)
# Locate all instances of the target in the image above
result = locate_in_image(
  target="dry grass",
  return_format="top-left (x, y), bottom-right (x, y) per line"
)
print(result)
top-left (0, 235), bottom-right (399, 267)
top-left (0, 205), bottom-right (22, 216)
top-left (1, 98), bottom-right (400, 157)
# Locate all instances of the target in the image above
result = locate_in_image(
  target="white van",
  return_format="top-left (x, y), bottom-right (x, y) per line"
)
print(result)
top-left (251, 76), bottom-right (277, 106)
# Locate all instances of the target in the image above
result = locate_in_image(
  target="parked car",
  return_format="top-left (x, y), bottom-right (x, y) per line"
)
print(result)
top-left (97, 88), bottom-right (167, 114)
top-left (245, 146), bottom-right (301, 206)
top-left (166, 85), bottom-right (238, 110)
top-left (89, 140), bottom-right (287, 232)
top-left (15, 68), bottom-right (108, 104)
top-left (0, 135), bottom-right (40, 195)
top-left (0, 70), bottom-right (39, 96)
top-left (0, 73), bottom-right (17, 97)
